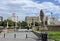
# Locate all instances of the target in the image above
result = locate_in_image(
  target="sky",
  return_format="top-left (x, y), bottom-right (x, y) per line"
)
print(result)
top-left (0, 0), bottom-right (60, 21)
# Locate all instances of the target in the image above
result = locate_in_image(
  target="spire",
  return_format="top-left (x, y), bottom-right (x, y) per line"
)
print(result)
top-left (51, 12), bottom-right (53, 17)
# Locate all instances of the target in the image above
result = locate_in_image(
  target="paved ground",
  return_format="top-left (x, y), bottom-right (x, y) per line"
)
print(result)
top-left (0, 29), bottom-right (54, 41)
top-left (1, 32), bottom-right (38, 39)
top-left (0, 38), bottom-right (38, 41)
top-left (0, 31), bottom-right (40, 41)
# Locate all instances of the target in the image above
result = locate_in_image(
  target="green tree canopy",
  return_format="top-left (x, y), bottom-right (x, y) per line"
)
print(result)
top-left (17, 21), bottom-right (21, 27)
top-left (3, 20), bottom-right (14, 27)
top-left (21, 21), bottom-right (27, 29)
top-left (35, 22), bottom-right (41, 26)
top-left (0, 21), bottom-right (3, 26)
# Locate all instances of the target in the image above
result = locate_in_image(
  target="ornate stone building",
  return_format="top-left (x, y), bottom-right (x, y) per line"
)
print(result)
top-left (0, 16), bottom-right (3, 21)
top-left (8, 13), bottom-right (18, 22)
top-left (25, 16), bottom-right (39, 27)
top-left (47, 16), bottom-right (60, 25)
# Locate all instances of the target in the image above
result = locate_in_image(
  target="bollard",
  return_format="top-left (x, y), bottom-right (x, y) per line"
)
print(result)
top-left (26, 34), bottom-right (27, 38)
top-left (14, 34), bottom-right (16, 38)
top-left (41, 33), bottom-right (48, 41)
top-left (4, 33), bottom-right (5, 38)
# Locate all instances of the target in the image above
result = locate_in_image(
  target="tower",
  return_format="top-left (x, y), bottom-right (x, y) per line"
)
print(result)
top-left (12, 12), bottom-right (16, 22)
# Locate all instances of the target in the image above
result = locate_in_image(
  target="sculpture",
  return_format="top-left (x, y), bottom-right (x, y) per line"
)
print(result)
top-left (40, 9), bottom-right (48, 31)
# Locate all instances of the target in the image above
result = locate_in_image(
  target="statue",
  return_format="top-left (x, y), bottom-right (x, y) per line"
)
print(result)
top-left (40, 9), bottom-right (48, 41)
top-left (40, 9), bottom-right (48, 31)
top-left (40, 9), bottom-right (44, 26)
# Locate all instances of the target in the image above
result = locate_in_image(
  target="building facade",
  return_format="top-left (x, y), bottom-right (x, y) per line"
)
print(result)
top-left (47, 16), bottom-right (60, 25)
top-left (25, 16), bottom-right (40, 27)
top-left (25, 9), bottom-right (60, 26)
top-left (8, 13), bottom-right (18, 22)
top-left (0, 16), bottom-right (3, 21)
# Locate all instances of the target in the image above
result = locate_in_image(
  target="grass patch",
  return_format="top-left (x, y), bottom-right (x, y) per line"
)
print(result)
top-left (48, 31), bottom-right (60, 41)
top-left (36, 30), bottom-right (60, 41)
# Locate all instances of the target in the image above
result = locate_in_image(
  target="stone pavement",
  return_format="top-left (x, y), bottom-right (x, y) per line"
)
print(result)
top-left (0, 38), bottom-right (55, 41)
top-left (0, 29), bottom-right (55, 41)
top-left (0, 32), bottom-right (40, 41)
top-left (0, 38), bottom-right (37, 41)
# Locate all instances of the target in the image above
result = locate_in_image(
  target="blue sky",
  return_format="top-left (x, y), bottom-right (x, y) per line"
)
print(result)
top-left (0, 0), bottom-right (60, 21)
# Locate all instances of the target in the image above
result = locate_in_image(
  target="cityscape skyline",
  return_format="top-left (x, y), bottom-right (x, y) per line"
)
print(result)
top-left (0, 0), bottom-right (60, 21)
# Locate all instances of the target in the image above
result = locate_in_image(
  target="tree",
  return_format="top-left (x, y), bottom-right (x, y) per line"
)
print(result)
top-left (17, 21), bottom-right (21, 27)
top-left (3, 20), bottom-right (14, 27)
top-left (45, 21), bottom-right (47, 25)
top-left (31, 23), bottom-right (34, 26)
top-left (3, 20), bottom-right (7, 27)
top-left (35, 22), bottom-right (41, 26)
top-left (7, 20), bottom-right (14, 27)
top-left (21, 21), bottom-right (27, 29)
top-left (0, 21), bottom-right (3, 26)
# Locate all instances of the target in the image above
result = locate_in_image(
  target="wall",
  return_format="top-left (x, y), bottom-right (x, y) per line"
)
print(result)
top-left (47, 25), bottom-right (60, 31)
top-left (32, 25), bottom-right (60, 31)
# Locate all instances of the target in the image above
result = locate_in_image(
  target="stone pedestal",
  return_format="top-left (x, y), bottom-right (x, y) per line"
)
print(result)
top-left (40, 9), bottom-right (48, 41)
top-left (41, 33), bottom-right (48, 41)
top-left (41, 26), bottom-right (48, 41)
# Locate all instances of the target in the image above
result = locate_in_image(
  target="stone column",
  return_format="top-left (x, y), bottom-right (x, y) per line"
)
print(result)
top-left (32, 18), bottom-right (36, 31)
top-left (32, 18), bottom-right (35, 26)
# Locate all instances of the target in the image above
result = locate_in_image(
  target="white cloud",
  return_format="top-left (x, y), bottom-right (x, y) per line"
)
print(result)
top-left (0, 0), bottom-right (60, 21)
top-left (55, 0), bottom-right (60, 3)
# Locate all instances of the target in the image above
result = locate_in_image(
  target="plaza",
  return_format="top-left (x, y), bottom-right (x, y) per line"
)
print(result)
top-left (0, 0), bottom-right (60, 41)
top-left (0, 9), bottom-right (58, 41)
top-left (0, 29), bottom-right (39, 41)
